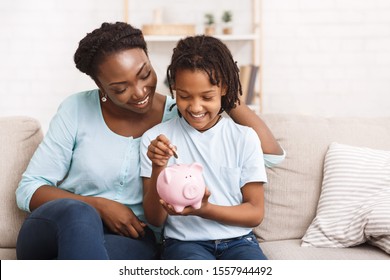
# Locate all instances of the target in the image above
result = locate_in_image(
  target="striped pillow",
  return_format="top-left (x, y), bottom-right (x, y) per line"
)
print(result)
top-left (301, 142), bottom-right (390, 254)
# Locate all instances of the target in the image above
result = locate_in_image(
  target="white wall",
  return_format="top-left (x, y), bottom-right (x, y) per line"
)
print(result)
top-left (0, 0), bottom-right (124, 132)
top-left (1, 0), bottom-right (389, 133)
top-left (262, 0), bottom-right (390, 117)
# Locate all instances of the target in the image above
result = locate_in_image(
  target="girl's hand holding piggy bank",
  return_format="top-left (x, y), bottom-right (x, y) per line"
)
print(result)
top-left (157, 163), bottom-right (206, 213)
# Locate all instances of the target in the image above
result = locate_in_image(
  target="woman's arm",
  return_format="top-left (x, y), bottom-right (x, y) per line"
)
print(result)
top-left (17, 95), bottom-right (146, 238)
top-left (229, 102), bottom-right (283, 155)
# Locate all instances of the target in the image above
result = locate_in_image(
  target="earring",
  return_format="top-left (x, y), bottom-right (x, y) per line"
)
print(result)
top-left (101, 94), bottom-right (107, 103)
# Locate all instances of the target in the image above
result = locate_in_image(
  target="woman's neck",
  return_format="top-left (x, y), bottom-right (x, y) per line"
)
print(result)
top-left (100, 93), bottom-right (166, 137)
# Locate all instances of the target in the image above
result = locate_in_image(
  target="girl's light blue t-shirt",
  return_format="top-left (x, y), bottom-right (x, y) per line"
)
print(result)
top-left (16, 90), bottom-right (177, 223)
top-left (141, 116), bottom-right (269, 240)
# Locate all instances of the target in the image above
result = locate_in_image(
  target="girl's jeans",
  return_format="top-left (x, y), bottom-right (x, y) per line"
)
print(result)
top-left (16, 198), bottom-right (157, 260)
top-left (162, 232), bottom-right (267, 260)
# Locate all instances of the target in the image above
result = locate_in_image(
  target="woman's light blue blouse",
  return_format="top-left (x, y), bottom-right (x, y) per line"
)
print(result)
top-left (15, 90), bottom-right (177, 222)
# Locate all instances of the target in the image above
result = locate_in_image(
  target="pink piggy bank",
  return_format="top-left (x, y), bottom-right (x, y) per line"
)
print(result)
top-left (157, 163), bottom-right (206, 212)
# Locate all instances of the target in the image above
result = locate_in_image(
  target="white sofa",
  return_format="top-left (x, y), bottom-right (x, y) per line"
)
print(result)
top-left (1, 115), bottom-right (389, 260)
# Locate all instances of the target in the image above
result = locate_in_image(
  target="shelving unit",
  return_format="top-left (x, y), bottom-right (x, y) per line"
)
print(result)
top-left (124, 0), bottom-right (262, 112)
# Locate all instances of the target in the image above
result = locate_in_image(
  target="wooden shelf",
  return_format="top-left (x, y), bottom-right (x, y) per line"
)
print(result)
top-left (144, 34), bottom-right (257, 42)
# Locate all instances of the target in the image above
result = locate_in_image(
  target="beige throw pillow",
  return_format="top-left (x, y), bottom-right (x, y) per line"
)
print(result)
top-left (301, 142), bottom-right (390, 254)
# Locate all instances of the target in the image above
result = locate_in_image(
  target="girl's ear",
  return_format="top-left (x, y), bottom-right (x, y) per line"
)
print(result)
top-left (221, 85), bottom-right (228, 96)
top-left (171, 86), bottom-right (177, 99)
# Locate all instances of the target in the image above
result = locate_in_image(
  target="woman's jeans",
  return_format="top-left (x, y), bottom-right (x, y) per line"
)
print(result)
top-left (162, 232), bottom-right (267, 260)
top-left (16, 198), bottom-right (157, 260)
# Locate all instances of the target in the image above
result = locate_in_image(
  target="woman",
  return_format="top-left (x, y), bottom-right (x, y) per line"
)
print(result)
top-left (15, 22), bottom-right (283, 260)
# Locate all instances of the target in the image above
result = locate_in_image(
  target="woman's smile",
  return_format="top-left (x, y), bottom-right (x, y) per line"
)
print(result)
top-left (130, 95), bottom-right (150, 108)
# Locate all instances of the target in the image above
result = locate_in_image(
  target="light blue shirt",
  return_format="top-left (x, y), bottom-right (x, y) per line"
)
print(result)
top-left (16, 90), bottom-right (177, 223)
top-left (141, 116), bottom-right (270, 241)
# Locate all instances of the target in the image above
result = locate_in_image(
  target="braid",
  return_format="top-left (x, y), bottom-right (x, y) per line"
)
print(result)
top-left (74, 22), bottom-right (148, 79)
top-left (167, 35), bottom-right (242, 113)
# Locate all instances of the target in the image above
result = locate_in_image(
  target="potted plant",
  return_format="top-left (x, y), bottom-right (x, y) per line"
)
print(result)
top-left (204, 13), bottom-right (215, 35)
top-left (221, 10), bottom-right (233, 34)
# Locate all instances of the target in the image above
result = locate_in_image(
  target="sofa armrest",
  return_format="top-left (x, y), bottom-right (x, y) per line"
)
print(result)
top-left (0, 116), bottom-right (43, 249)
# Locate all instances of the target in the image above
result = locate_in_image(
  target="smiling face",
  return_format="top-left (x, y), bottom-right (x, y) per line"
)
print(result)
top-left (96, 48), bottom-right (157, 114)
top-left (174, 69), bottom-right (226, 132)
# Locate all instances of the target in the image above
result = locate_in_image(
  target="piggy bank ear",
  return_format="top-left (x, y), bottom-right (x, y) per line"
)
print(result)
top-left (162, 167), bottom-right (178, 184)
top-left (189, 162), bottom-right (203, 173)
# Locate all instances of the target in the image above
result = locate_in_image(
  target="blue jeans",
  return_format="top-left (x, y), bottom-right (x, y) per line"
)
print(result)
top-left (162, 232), bottom-right (267, 260)
top-left (16, 198), bottom-right (157, 260)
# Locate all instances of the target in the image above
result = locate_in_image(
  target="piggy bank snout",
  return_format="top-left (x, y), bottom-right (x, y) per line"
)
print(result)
top-left (182, 184), bottom-right (202, 200)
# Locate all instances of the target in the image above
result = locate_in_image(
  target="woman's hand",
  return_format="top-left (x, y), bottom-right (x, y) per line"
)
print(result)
top-left (147, 134), bottom-right (177, 167)
top-left (93, 197), bottom-right (146, 238)
top-left (29, 186), bottom-right (146, 238)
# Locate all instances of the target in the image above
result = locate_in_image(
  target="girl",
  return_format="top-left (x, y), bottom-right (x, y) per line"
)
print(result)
top-left (141, 35), bottom-right (283, 259)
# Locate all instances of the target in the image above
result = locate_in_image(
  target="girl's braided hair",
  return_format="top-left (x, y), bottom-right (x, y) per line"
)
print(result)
top-left (74, 22), bottom-right (147, 80)
top-left (166, 35), bottom-right (242, 113)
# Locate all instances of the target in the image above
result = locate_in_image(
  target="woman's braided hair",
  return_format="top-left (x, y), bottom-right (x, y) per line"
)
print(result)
top-left (74, 22), bottom-right (147, 80)
top-left (167, 35), bottom-right (242, 113)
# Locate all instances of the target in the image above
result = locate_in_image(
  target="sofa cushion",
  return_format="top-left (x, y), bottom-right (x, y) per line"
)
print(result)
top-left (254, 114), bottom-right (390, 242)
top-left (302, 142), bottom-right (390, 253)
top-left (0, 116), bottom-right (43, 248)
top-left (260, 239), bottom-right (390, 260)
